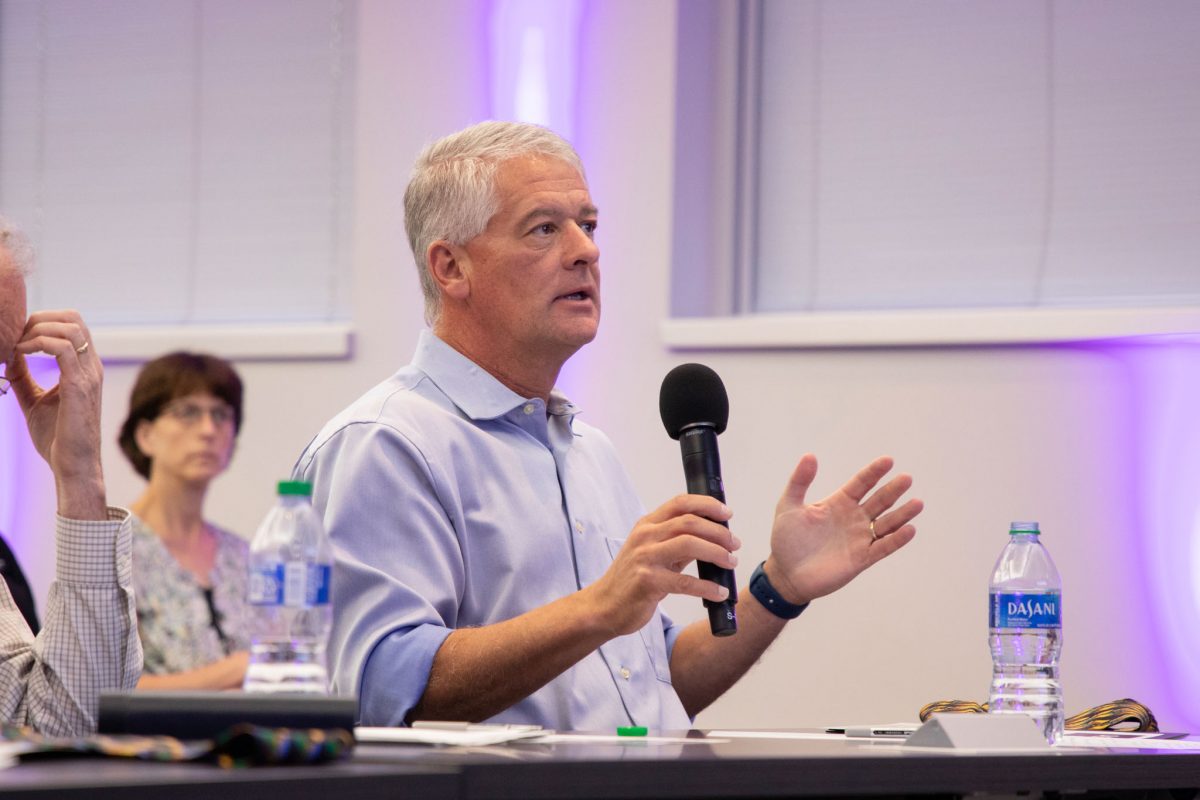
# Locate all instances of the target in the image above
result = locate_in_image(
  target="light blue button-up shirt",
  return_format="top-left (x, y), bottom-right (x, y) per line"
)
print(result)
top-left (294, 331), bottom-right (690, 731)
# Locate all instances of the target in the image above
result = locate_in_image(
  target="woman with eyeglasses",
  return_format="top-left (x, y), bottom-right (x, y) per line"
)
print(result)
top-left (118, 352), bottom-right (251, 689)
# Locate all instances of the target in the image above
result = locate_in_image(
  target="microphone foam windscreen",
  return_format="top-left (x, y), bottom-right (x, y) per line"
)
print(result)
top-left (659, 363), bottom-right (729, 439)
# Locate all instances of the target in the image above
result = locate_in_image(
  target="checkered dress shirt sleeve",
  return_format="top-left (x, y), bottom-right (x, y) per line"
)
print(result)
top-left (0, 508), bottom-right (143, 735)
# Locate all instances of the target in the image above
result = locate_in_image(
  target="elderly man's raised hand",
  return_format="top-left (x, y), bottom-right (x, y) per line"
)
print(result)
top-left (762, 454), bottom-right (922, 607)
top-left (9, 309), bottom-right (107, 521)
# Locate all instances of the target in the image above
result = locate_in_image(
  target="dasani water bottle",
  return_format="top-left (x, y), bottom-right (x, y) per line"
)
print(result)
top-left (243, 480), bottom-right (333, 694)
top-left (988, 521), bottom-right (1063, 742)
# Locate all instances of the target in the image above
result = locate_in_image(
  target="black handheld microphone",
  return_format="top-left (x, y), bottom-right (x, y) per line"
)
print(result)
top-left (659, 363), bottom-right (738, 637)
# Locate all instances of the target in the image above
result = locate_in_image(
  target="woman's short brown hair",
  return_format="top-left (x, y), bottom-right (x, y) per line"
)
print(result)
top-left (118, 351), bottom-right (244, 480)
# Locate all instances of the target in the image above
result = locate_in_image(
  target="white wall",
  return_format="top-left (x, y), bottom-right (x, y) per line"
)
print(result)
top-left (555, 0), bottom-right (1177, 730)
top-left (11, 0), bottom-right (1191, 731)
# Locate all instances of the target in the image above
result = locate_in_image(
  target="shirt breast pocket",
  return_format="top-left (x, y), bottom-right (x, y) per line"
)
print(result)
top-left (604, 536), bottom-right (674, 685)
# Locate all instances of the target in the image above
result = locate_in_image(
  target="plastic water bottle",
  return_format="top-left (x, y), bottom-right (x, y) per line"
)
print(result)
top-left (243, 480), bottom-right (332, 694)
top-left (988, 521), bottom-right (1063, 743)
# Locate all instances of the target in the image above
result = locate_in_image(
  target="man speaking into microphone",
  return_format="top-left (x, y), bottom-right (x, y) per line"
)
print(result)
top-left (294, 121), bottom-right (924, 730)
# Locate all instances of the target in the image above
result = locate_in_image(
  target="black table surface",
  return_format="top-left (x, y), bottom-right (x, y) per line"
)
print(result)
top-left (3, 730), bottom-right (1199, 800)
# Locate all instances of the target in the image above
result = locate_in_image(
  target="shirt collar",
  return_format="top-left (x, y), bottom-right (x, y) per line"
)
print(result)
top-left (412, 330), bottom-right (582, 422)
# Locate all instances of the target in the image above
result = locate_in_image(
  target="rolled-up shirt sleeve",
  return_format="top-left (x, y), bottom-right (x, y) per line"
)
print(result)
top-left (0, 509), bottom-right (142, 735)
top-left (297, 418), bottom-right (465, 726)
top-left (358, 623), bottom-right (452, 726)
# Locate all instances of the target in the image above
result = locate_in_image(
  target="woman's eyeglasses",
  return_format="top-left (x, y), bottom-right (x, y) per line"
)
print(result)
top-left (162, 400), bottom-right (235, 427)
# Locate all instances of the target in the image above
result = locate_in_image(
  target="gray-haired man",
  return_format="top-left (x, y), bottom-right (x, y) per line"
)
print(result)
top-left (297, 121), bottom-right (923, 729)
top-left (0, 217), bottom-right (141, 735)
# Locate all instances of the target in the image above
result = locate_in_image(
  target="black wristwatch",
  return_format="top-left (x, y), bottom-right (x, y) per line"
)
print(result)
top-left (749, 561), bottom-right (810, 620)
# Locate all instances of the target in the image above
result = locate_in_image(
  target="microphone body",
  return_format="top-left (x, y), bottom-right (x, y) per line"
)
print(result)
top-left (678, 424), bottom-right (739, 637)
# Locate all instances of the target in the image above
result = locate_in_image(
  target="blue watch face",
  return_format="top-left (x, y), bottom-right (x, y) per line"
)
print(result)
top-left (751, 562), bottom-right (808, 619)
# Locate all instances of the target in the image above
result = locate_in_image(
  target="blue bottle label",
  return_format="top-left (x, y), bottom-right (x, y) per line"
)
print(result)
top-left (990, 591), bottom-right (1061, 629)
top-left (248, 564), bottom-right (284, 605)
top-left (249, 563), bottom-right (330, 607)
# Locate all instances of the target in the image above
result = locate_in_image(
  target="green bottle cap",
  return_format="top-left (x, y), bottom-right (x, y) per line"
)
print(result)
top-left (617, 726), bottom-right (648, 737)
top-left (277, 480), bottom-right (313, 496)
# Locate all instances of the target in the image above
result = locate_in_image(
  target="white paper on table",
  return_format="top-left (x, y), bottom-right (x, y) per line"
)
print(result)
top-left (1056, 733), bottom-right (1200, 751)
top-left (534, 734), bottom-right (724, 745)
top-left (0, 741), bottom-right (32, 769)
top-left (706, 730), bottom-right (848, 741)
top-left (356, 725), bottom-right (549, 747)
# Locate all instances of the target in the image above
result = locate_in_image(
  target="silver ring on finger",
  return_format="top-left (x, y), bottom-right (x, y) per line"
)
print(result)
top-left (75, 341), bottom-right (90, 355)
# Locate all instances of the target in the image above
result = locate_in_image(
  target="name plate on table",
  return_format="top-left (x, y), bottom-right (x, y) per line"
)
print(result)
top-left (99, 691), bottom-right (357, 739)
top-left (904, 713), bottom-right (1052, 751)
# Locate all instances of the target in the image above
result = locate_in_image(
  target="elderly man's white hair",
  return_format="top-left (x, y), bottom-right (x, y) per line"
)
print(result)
top-left (0, 215), bottom-right (35, 276)
top-left (403, 121), bottom-right (586, 326)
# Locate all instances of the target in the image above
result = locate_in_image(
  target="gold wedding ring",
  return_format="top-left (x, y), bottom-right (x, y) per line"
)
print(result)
top-left (869, 519), bottom-right (879, 542)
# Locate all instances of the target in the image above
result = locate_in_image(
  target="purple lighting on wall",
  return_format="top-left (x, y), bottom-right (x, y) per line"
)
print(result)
top-left (1, 354), bottom-right (67, 599)
top-left (487, 0), bottom-right (584, 142)
top-left (1121, 335), bottom-right (1200, 729)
